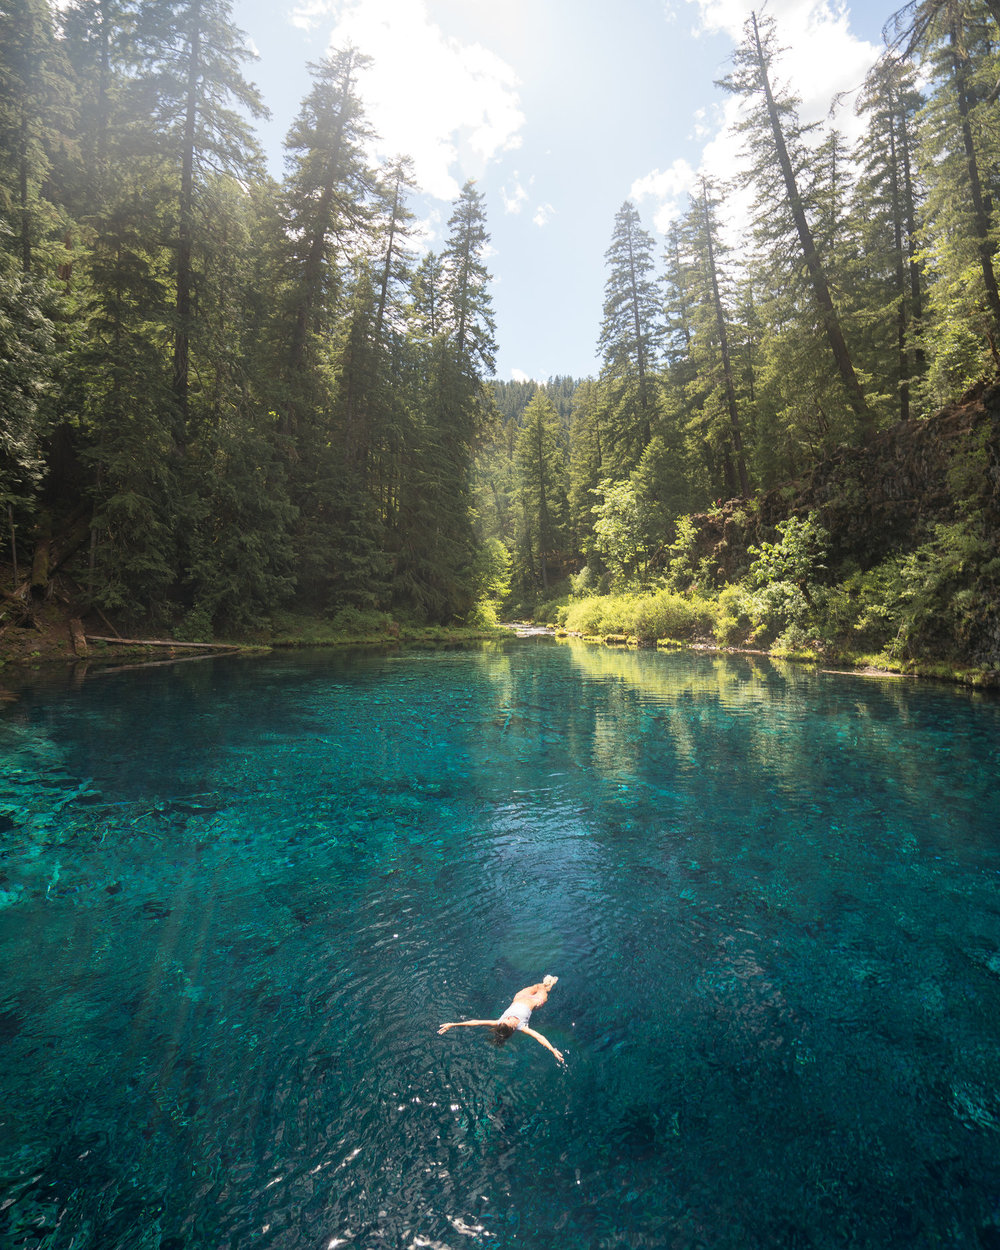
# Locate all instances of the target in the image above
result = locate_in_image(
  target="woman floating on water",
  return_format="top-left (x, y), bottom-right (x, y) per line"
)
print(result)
top-left (438, 974), bottom-right (564, 1065)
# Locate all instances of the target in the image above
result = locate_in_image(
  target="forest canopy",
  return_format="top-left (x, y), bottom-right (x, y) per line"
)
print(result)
top-left (1, 0), bottom-right (999, 655)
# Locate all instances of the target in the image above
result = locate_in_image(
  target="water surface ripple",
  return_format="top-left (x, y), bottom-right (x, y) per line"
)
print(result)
top-left (1, 641), bottom-right (999, 1248)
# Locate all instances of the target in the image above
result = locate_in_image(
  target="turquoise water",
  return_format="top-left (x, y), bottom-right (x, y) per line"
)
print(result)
top-left (1, 640), bottom-right (1000, 1249)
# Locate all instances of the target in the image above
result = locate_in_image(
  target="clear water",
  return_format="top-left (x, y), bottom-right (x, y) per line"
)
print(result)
top-left (2, 641), bottom-right (1000, 1250)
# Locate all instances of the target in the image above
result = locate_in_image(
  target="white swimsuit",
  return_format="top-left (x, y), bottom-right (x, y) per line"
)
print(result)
top-left (502, 999), bottom-right (532, 1030)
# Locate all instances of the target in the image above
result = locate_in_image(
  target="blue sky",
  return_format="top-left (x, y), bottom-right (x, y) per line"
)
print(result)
top-left (232, 0), bottom-right (903, 382)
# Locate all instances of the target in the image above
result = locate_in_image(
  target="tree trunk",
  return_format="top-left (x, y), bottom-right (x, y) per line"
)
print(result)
top-left (896, 82), bottom-right (926, 380)
top-left (8, 505), bottom-right (17, 589)
top-left (886, 107), bottom-right (910, 421)
top-left (950, 27), bottom-right (1000, 352)
top-left (536, 418), bottom-right (551, 590)
top-left (173, 6), bottom-right (202, 442)
top-left (702, 182), bottom-right (750, 496)
top-left (626, 224), bottom-right (652, 444)
top-left (751, 11), bottom-right (871, 434)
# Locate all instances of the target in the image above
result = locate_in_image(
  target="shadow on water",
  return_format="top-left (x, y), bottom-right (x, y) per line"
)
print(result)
top-left (1, 642), bottom-right (999, 1248)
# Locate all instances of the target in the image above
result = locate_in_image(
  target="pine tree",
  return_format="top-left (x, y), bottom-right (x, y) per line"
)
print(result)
top-left (0, 0), bottom-right (77, 274)
top-left (395, 181), bottom-right (496, 620)
top-left (597, 200), bottom-right (662, 473)
top-left (566, 379), bottom-right (606, 566)
top-left (515, 389), bottom-right (568, 593)
top-left (264, 46), bottom-right (385, 611)
top-left (697, 179), bottom-right (750, 496)
top-left (855, 58), bottom-right (926, 420)
top-left (60, 0), bottom-right (138, 217)
top-left (131, 0), bottom-right (267, 440)
top-left (664, 192), bottom-right (748, 500)
top-left (0, 239), bottom-right (54, 563)
top-left (442, 179), bottom-right (496, 378)
top-left (70, 188), bottom-right (179, 621)
top-left (277, 45), bottom-right (377, 416)
top-left (898, 1), bottom-right (1000, 390)
top-left (181, 175), bottom-right (296, 631)
top-left (721, 11), bottom-right (872, 436)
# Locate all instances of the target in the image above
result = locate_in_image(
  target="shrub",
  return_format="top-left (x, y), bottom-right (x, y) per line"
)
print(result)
top-left (713, 583), bottom-right (754, 646)
top-left (816, 561), bottom-right (905, 654)
top-left (743, 512), bottom-right (830, 643)
top-left (533, 594), bottom-right (571, 626)
top-left (562, 593), bottom-right (636, 636)
top-left (562, 588), bottom-right (714, 643)
top-left (664, 514), bottom-right (702, 590)
top-left (628, 588), bottom-right (714, 643)
top-left (570, 565), bottom-right (597, 598)
top-left (468, 538), bottom-right (512, 627)
top-left (748, 513), bottom-right (829, 589)
top-left (892, 520), bottom-right (1000, 660)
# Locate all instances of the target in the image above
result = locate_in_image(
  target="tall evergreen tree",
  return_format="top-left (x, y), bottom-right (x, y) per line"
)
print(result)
top-left (395, 181), bottom-right (496, 620)
top-left (268, 46), bottom-right (381, 610)
top-left (566, 379), bottom-right (606, 566)
top-left (597, 200), bottom-right (662, 472)
top-left (0, 238), bottom-right (54, 563)
top-left (442, 179), bottom-right (496, 377)
top-left (0, 0), bottom-right (76, 274)
top-left (697, 179), bottom-right (750, 496)
top-left (900, 2), bottom-right (1000, 388)
top-left (131, 0), bottom-right (267, 439)
top-left (514, 388), bottom-right (568, 593)
top-left (855, 58), bottom-right (927, 420)
top-left (70, 186), bottom-right (178, 621)
top-left (277, 45), bottom-right (376, 420)
top-left (60, 0), bottom-right (138, 217)
top-left (721, 11), bottom-right (872, 436)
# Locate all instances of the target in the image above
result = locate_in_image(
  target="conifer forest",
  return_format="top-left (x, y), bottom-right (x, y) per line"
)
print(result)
top-left (2, 0), bottom-right (1000, 676)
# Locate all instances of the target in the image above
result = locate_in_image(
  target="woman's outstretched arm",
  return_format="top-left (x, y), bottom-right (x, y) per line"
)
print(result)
top-left (438, 1019), bottom-right (498, 1034)
top-left (521, 1026), bottom-right (565, 1064)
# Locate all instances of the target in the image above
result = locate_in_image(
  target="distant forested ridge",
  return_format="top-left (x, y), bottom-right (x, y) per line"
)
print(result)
top-left (2, 1), bottom-right (999, 656)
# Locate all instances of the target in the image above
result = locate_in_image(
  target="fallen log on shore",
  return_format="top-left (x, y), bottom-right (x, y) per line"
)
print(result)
top-left (84, 636), bottom-right (243, 651)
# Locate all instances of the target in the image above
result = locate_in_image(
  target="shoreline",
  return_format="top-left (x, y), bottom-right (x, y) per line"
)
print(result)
top-left (1, 609), bottom-right (996, 694)
top-left (504, 622), bottom-right (999, 690)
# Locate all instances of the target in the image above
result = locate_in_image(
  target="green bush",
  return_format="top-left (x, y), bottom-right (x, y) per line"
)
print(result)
top-left (748, 513), bottom-right (828, 588)
top-left (561, 588), bottom-right (714, 643)
top-left (562, 593), bottom-right (636, 636)
top-left (174, 604), bottom-right (214, 642)
top-left (664, 514), bottom-right (702, 590)
top-left (569, 565), bottom-right (598, 598)
top-left (713, 583), bottom-right (754, 646)
top-left (628, 588), bottom-right (715, 643)
top-left (741, 512), bottom-right (831, 644)
top-left (468, 538), bottom-right (512, 627)
top-left (528, 591), bottom-right (569, 625)
top-left (892, 520), bottom-right (1000, 660)
top-left (815, 560), bottom-right (905, 653)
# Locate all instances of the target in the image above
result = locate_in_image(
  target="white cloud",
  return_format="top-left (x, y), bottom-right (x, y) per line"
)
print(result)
top-left (290, 0), bottom-right (340, 32)
top-left (510, 368), bottom-right (533, 382)
top-left (502, 176), bottom-right (530, 214)
top-left (630, 159), bottom-right (698, 232)
top-left (293, 0), bottom-right (525, 202)
top-left (686, 0), bottom-right (878, 136)
top-left (533, 202), bottom-right (555, 228)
